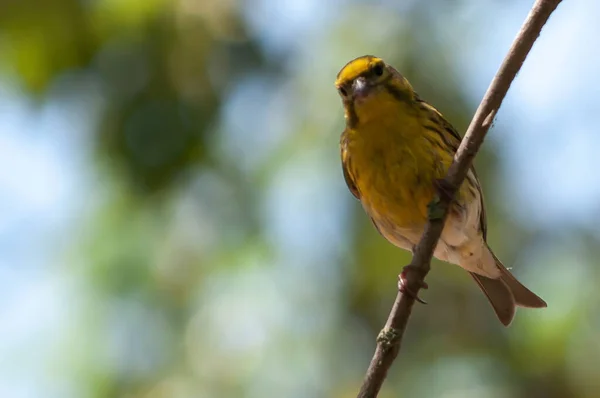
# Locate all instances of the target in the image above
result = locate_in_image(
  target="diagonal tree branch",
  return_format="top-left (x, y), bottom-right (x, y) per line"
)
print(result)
top-left (356, 1), bottom-right (563, 397)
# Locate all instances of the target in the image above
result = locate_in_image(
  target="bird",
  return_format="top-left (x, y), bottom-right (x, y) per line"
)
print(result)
top-left (336, 55), bottom-right (546, 325)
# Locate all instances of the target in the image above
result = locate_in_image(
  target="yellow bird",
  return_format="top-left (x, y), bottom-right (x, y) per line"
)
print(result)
top-left (336, 55), bottom-right (546, 326)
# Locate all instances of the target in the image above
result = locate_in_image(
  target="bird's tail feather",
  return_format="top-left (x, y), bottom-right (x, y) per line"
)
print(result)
top-left (469, 249), bottom-right (547, 326)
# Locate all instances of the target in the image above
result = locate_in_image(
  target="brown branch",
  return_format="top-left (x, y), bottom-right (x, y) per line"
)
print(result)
top-left (356, 1), bottom-right (563, 397)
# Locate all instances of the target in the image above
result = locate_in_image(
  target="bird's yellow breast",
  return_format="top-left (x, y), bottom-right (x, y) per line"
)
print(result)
top-left (344, 92), bottom-right (452, 228)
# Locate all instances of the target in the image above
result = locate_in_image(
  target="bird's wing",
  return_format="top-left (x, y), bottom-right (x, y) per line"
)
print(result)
top-left (415, 95), bottom-right (488, 240)
top-left (469, 167), bottom-right (487, 240)
top-left (340, 132), bottom-right (360, 200)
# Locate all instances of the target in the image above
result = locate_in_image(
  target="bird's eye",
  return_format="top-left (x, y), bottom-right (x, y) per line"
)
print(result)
top-left (339, 87), bottom-right (348, 97)
top-left (373, 64), bottom-right (384, 77)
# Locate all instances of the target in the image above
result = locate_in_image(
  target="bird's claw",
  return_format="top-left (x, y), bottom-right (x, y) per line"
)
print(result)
top-left (398, 265), bottom-right (429, 304)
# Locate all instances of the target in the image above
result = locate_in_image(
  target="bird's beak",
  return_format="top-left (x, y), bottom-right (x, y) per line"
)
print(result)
top-left (352, 77), bottom-right (369, 99)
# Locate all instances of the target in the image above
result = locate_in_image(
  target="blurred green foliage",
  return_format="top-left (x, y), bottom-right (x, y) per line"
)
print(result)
top-left (2, 1), bottom-right (598, 398)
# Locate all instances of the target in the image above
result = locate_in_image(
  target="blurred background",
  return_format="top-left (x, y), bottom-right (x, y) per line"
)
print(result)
top-left (1, 0), bottom-right (599, 397)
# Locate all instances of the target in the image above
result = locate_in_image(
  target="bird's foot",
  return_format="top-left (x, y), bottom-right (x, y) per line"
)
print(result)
top-left (398, 265), bottom-right (429, 304)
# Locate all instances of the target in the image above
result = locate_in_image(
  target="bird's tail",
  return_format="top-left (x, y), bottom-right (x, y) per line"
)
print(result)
top-left (470, 249), bottom-right (547, 326)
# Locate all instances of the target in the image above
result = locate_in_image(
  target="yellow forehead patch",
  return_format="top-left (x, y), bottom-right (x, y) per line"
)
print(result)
top-left (335, 55), bottom-right (382, 86)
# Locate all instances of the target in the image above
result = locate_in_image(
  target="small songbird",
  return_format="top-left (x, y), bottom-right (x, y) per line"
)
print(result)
top-left (336, 55), bottom-right (546, 325)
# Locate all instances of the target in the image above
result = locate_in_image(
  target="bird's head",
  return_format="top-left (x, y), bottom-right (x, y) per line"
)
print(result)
top-left (335, 55), bottom-right (415, 125)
